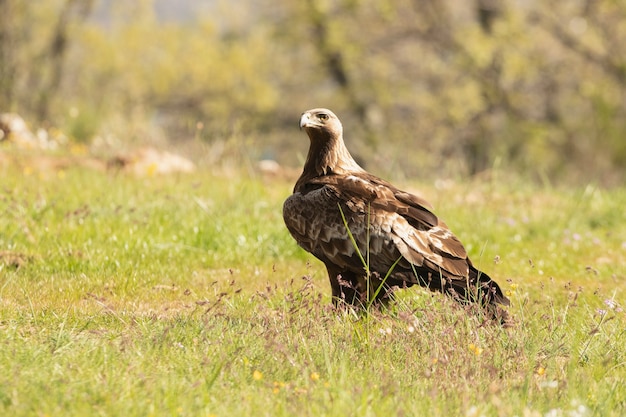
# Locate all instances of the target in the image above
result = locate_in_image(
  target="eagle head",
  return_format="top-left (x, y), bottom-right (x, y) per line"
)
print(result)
top-left (296, 107), bottom-right (363, 179)
top-left (299, 108), bottom-right (343, 139)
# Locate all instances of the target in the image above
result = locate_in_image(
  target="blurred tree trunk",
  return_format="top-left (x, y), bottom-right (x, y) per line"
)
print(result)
top-left (35, 0), bottom-right (94, 123)
top-left (303, 0), bottom-right (377, 145)
top-left (0, 0), bottom-right (16, 112)
top-left (476, 0), bottom-right (502, 34)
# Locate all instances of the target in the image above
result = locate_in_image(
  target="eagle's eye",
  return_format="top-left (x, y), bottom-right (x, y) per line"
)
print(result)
top-left (318, 113), bottom-right (329, 121)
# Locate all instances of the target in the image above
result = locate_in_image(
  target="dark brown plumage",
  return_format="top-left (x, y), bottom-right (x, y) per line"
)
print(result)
top-left (283, 108), bottom-right (509, 311)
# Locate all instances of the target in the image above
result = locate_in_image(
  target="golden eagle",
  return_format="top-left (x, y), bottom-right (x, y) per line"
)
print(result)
top-left (283, 108), bottom-right (509, 311)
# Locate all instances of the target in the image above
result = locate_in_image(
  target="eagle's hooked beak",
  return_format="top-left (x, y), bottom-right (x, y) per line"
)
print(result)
top-left (299, 113), bottom-right (310, 130)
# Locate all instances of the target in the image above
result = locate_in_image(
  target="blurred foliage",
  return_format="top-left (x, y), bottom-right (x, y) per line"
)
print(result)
top-left (1, 0), bottom-right (625, 184)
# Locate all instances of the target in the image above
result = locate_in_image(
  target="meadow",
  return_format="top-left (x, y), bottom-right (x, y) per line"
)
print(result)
top-left (0, 159), bottom-right (625, 416)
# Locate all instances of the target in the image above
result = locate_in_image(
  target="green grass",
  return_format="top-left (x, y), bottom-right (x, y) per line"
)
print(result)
top-left (1, 160), bottom-right (625, 416)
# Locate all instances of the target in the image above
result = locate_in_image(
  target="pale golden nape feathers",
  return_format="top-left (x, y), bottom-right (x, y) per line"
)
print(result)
top-left (283, 108), bottom-right (509, 315)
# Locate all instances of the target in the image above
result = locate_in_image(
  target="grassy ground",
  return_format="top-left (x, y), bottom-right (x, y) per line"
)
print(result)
top-left (0, 159), bottom-right (625, 416)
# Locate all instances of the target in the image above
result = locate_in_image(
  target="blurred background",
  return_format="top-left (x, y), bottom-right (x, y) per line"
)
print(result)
top-left (1, 0), bottom-right (625, 185)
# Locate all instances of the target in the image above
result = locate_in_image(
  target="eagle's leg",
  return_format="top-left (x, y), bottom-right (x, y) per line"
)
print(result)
top-left (325, 265), bottom-right (362, 307)
top-left (325, 265), bottom-right (343, 306)
top-left (326, 266), bottom-right (395, 308)
top-left (364, 271), bottom-right (396, 306)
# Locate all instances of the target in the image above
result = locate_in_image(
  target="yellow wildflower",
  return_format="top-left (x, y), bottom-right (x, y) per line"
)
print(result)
top-left (506, 283), bottom-right (519, 298)
top-left (469, 343), bottom-right (483, 356)
top-left (273, 381), bottom-right (285, 393)
top-left (146, 162), bottom-right (158, 176)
